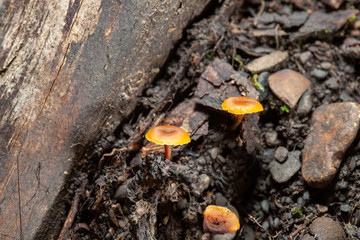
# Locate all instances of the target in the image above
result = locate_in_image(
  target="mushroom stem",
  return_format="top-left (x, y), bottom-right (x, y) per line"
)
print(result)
top-left (230, 114), bottom-right (244, 130)
top-left (164, 144), bottom-right (172, 160)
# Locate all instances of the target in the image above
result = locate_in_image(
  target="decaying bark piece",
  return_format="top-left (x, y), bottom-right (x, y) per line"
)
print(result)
top-left (194, 58), bottom-right (262, 153)
top-left (0, 0), bottom-right (213, 239)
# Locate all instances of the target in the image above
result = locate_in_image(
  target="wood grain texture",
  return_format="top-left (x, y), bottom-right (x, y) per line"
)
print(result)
top-left (0, 0), bottom-right (212, 238)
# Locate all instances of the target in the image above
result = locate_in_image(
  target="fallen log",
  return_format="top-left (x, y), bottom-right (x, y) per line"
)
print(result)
top-left (0, 0), bottom-right (213, 238)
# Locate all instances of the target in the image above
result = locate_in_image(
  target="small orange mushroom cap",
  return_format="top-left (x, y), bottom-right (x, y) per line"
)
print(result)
top-left (203, 205), bottom-right (240, 234)
top-left (222, 96), bottom-right (263, 115)
top-left (145, 125), bottom-right (190, 146)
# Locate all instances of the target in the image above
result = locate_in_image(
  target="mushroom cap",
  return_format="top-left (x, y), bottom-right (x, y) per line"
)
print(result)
top-left (203, 205), bottom-right (240, 234)
top-left (222, 96), bottom-right (263, 115)
top-left (145, 125), bottom-right (191, 146)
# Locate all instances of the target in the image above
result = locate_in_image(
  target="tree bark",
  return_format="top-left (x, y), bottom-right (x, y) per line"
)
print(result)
top-left (0, 0), bottom-right (212, 239)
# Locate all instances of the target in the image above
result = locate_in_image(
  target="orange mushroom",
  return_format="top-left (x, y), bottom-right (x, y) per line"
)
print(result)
top-left (222, 96), bottom-right (263, 130)
top-left (203, 205), bottom-right (240, 234)
top-left (145, 125), bottom-right (190, 160)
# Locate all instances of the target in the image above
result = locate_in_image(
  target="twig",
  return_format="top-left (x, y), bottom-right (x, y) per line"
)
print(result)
top-left (254, 0), bottom-right (265, 27)
top-left (275, 24), bottom-right (280, 50)
top-left (294, 58), bottom-right (305, 74)
top-left (58, 192), bottom-right (81, 240)
top-left (248, 214), bottom-right (281, 239)
top-left (97, 147), bottom-right (127, 172)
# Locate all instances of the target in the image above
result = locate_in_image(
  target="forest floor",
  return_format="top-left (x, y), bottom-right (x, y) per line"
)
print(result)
top-left (61, 0), bottom-right (360, 239)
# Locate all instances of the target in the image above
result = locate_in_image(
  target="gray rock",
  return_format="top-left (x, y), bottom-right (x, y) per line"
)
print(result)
top-left (258, 72), bottom-right (270, 101)
top-left (114, 183), bottom-right (128, 199)
top-left (210, 147), bottom-right (221, 160)
top-left (312, 68), bottom-right (328, 80)
top-left (262, 221), bottom-right (270, 230)
top-left (242, 225), bottom-right (255, 240)
top-left (273, 218), bottom-right (281, 228)
top-left (340, 204), bottom-right (350, 213)
top-left (274, 146), bottom-right (288, 163)
top-left (300, 51), bottom-right (312, 64)
top-left (265, 130), bottom-right (280, 147)
top-left (303, 191), bottom-right (310, 201)
top-left (325, 77), bottom-right (340, 90)
top-left (270, 151), bottom-right (302, 183)
top-left (261, 200), bottom-right (270, 214)
top-left (198, 156), bottom-right (206, 165)
top-left (215, 192), bottom-right (228, 206)
top-left (245, 51), bottom-right (288, 74)
top-left (340, 92), bottom-right (355, 102)
top-left (177, 199), bottom-right (188, 210)
top-left (198, 174), bottom-right (210, 193)
top-left (320, 62), bottom-right (332, 70)
top-left (297, 89), bottom-right (312, 115)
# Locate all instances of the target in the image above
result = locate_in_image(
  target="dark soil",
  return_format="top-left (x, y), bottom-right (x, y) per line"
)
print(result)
top-left (62, 0), bottom-right (360, 239)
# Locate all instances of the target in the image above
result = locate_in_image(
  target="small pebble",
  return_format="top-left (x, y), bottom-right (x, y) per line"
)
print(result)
top-left (262, 221), bottom-right (270, 230)
top-left (273, 218), bottom-right (281, 228)
top-left (106, 135), bottom-right (116, 143)
top-left (300, 51), bottom-right (312, 64)
top-left (270, 151), bottom-right (302, 183)
top-left (198, 156), bottom-right (206, 165)
top-left (242, 225), bottom-right (256, 240)
top-left (320, 62), bottom-right (332, 70)
top-left (265, 130), bottom-right (280, 147)
top-left (303, 191), bottom-right (310, 201)
top-left (261, 200), bottom-right (270, 214)
top-left (315, 204), bottom-right (328, 214)
top-left (245, 51), bottom-right (288, 74)
top-left (198, 174), bottom-right (210, 193)
top-left (210, 147), bottom-right (221, 160)
top-left (215, 193), bottom-right (228, 206)
top-left (297, 89), bottom-right (312, 115)
top-left (340, 204), bottom-right (350, 213)
top-left (114, 184), bottom-right (128, 199)
top-left (312, 68), bottom-right (328, 80)
top-left (284, 197), bottom-right (292, 204)
top-left (325, 77), bottom-right (340, 90)
top-left (258, 72), bottom-right (270, 101)
top-left (274, 146), bottom-right (288, 163)
top-left (177, 199), bottom-right (188, 210)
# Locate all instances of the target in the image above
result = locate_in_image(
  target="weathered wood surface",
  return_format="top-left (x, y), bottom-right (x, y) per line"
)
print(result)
top-left (0, 0), bottom-right (212, 239)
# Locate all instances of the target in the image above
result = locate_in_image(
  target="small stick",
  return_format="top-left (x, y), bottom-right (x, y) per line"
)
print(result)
top-left (275, 24), bottom-right (280, 50)
top-left (58, 192), bottom-right (81, 240)
top-left (254, 0), bottom-right (265, 27)
top-left (248, 214), bottom-right (281, 239)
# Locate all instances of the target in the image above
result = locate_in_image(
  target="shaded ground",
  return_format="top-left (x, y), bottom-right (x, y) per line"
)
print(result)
top-left (61, 0), bottom-right (360, 239)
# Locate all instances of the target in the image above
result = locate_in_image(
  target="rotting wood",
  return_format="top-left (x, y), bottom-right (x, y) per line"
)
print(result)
top-left (0, 0), bottom-right (214, 239)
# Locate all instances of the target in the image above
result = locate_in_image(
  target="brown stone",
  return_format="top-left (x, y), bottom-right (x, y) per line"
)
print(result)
top-left (245, 51), bottom-right (288, 74)
top-left (268, 69), bottom-right (311, 108)
top-left (301, 217), bottom-right (346, 240)
top-left (302, 102), bottom-right (360, 188)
